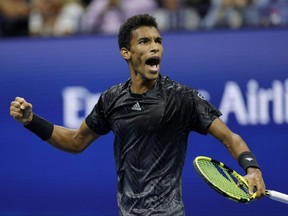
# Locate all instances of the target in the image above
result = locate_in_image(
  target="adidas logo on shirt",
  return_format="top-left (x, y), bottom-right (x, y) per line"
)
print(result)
top-left (131, 102), bottom-right (142, 111)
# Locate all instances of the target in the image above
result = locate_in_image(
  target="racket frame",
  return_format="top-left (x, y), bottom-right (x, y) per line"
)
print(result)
top-left (193, 156), bottom-right (255, 203)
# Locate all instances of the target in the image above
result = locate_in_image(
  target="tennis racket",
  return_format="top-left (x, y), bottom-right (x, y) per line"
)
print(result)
top-left (193, 156), bottom-right (288, 204)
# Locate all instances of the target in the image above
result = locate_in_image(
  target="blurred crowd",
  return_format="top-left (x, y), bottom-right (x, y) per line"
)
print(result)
top-left (0, 0), bottom-right (287, 38)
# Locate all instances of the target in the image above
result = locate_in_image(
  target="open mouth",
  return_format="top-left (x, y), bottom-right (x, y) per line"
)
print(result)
top-left (145, 56), bottom-right (160, 73)
top-left (145, 56), bottom-right (160, 66)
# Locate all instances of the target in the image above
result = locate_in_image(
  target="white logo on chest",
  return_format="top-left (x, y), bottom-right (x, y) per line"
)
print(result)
top-left (131, 102), bottom-right (142, 111)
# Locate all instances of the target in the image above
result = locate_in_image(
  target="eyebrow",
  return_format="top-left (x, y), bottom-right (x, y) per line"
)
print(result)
top-left (155, 37), bottom-right (162, 41)
top-left (138, 36), bottom-right (162, 41)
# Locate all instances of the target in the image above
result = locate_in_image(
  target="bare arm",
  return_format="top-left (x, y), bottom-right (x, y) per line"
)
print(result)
top-left (47, 121), bottom-right (100, 153)
top-left (10, 97), bottom-right (100, 153)
top-left (208, 118), bottom-right (266, 198)
top-left (208, 118), bottom-right (249, 159)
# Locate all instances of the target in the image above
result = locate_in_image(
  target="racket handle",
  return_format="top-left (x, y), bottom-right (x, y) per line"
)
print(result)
top-left (266, 190), bottom-right (288, 204)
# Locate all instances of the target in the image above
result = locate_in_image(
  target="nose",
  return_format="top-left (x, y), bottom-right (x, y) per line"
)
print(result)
top-left (150, 41), bottom-right (160, 53)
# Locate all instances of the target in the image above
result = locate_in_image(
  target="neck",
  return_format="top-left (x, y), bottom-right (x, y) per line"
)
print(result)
top-left (130, 77), bottom-right (157, 94)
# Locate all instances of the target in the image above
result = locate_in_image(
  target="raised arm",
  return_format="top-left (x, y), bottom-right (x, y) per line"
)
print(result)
top-left (208, 117), bottom-right (266, 198)
top-left (10, 97), bottom-right (100, 153)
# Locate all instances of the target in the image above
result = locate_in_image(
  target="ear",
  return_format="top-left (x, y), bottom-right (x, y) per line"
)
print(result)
top-left (120, 47), bottom-right (131, 61)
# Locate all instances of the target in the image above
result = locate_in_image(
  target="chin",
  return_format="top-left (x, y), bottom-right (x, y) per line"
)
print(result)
top-left (147, 72), bottom-right (159, 80)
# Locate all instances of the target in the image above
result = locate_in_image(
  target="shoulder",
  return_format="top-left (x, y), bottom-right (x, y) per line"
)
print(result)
top-left (100, 79), bottom-right (130, 103)
top-left (160, 75), bottom-right (197, 95)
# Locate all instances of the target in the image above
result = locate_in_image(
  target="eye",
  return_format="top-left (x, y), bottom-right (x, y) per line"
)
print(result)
top-left (139, 39), bottom-right (148, 45)
top-left (156, 39), bottom-right (162, 44)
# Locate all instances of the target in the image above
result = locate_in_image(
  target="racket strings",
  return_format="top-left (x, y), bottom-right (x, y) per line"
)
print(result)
top-left (198, 160), bottom-right (250, 199)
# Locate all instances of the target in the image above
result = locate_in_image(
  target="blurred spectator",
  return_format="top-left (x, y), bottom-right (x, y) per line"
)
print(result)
top-left (241, 0), bottom-right (263, 27)
top-left (187, 0), bottom-right (212, 19)
top-left (198, 0), bottom-right (259, 30)
top-left (211, 0), bottom-right (249, 29)
top-left (183, 0), bottom-right (212, 30)
top-left (200, 0), bottom-right (288, 30)
top-left (260, 0), bottom-right (288, 27)
top-left (81, 0), bottom-right (157, 35)
top-left (152, 0), bottom-right (213, 31)
top-left (1, 0), bottom-right (287, 38)
top-left (81, 0), bottom-right (93, 7)
top-left (29, 0), bottom-right (84, 37)
top-left (152, 0), bottom-right (187, 31)
top-left (0, 0), bottom-right (30, 37)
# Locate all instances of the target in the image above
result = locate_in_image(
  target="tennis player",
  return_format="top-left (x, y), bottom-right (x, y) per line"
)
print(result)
top-left (10, 14), bottom-right (266, 216)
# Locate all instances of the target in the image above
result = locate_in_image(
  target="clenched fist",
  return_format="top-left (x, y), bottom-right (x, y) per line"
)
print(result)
top-left (10, 97), bottom-right (33, 125)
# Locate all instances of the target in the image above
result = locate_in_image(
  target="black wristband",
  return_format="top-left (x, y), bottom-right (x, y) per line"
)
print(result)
top-left (24, 114), bottom-right (54, 141)
top-left (238, 151), bottom-right (260, 173)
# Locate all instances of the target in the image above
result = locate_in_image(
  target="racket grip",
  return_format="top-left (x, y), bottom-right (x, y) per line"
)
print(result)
top-left (266, 190), bottom-right (288, 204)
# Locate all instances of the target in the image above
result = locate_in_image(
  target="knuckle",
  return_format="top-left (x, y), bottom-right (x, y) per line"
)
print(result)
top-left (17, 97), bottom-right (25, 103)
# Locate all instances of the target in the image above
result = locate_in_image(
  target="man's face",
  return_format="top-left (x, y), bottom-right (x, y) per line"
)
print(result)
top-left (127, 26), bottom-right (163, 81)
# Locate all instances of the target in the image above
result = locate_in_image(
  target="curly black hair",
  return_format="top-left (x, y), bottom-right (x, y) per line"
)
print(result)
top-left (118, 14), bottom-right (159, 50)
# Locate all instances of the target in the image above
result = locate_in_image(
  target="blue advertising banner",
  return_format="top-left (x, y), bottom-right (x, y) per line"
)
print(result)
top-left (1, 29), bottom-right (288, 215)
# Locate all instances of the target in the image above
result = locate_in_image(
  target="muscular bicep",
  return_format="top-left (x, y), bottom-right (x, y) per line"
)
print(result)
top-left (208, 118), bottom-right (250, 159)
top-left (208, 118), bottom-right (232, 143)
top-left (48, 121), bottom-right (101, 153)
top-left (73, 121), bottom-right (101, 148)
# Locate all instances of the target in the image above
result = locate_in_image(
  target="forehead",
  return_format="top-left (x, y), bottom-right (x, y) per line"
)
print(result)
top-left (131, 26), bottom-right (161, 40)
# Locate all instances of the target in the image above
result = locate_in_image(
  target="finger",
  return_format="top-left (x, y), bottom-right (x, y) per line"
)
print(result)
top-left (10, 100), bottom-right (32, 119)
top-left (252, 174), bottom-right (265, 197)
top-left (249, 184), bottom-right (255, 195)
top-left (13, 97), bottom-right (25, 109)
top-left (10, 110), bottom-right (24, 119)
top-left (19, 101), bottom-right (32, 111)
top-left (244, 177), bottom-right (255, 195)
top-left (255, 180), bottom-right (266, 198)
top-left (10, 100), bottom-right (28, 112)
top-left (10, 103), bottom-right (20, 112)
top-left (251, 184), bottom-right (265, 198)
top-left (11, 99), bottom-right (21, 106)
top-left (15, 96), bottom-right (26, 104)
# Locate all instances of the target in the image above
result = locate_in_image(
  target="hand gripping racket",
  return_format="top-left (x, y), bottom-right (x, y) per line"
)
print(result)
top-left (193, 156), bottom-right (288, 204)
